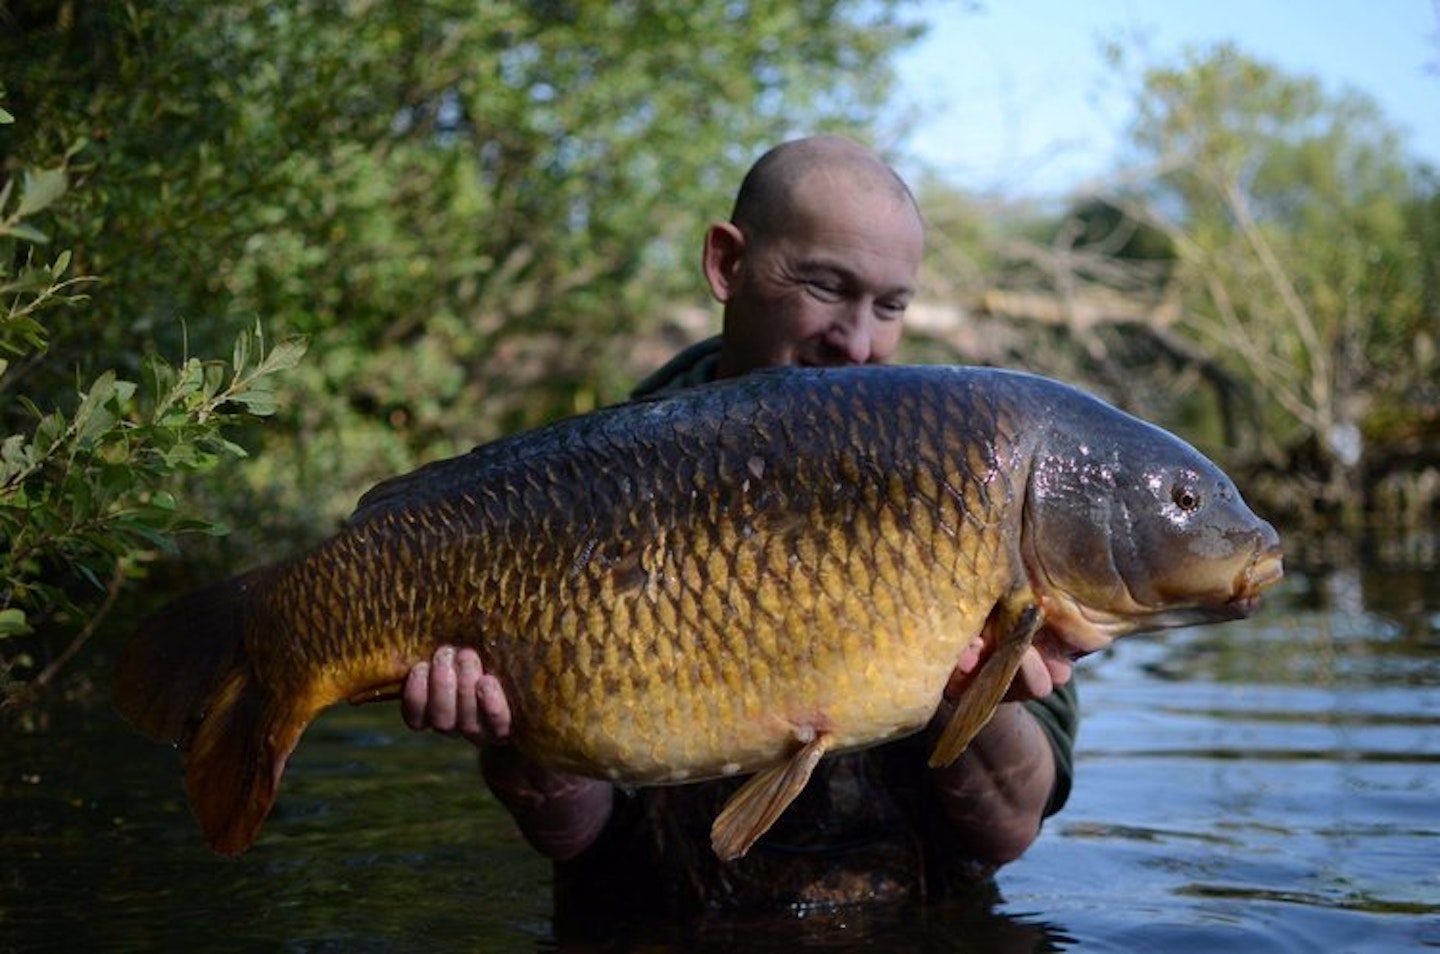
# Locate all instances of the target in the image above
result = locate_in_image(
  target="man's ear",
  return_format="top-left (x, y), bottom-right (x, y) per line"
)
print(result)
top-left (702, 222), bottom-right (745, 303)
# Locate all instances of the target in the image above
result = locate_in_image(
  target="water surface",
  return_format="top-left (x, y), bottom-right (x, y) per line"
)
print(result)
top-left (2, 534), bottom-right (1436, 952)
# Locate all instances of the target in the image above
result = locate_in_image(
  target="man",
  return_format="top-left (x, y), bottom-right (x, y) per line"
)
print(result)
top-left (403, 136), bottom-right (1079, 927)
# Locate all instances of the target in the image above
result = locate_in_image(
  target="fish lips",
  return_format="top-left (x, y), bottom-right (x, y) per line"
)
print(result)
top-left (1227, 545), bottom-right (1285, 615)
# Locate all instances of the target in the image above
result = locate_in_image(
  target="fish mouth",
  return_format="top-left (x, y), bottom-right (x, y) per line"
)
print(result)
top-left (1032, 626), bottom-right (1090, 665)
top-left (1230, 546), bottom-right (1285, 611)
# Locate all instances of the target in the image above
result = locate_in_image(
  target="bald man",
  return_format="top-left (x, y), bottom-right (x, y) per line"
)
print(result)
top-left (404, 137), bottom-right (1079, 929)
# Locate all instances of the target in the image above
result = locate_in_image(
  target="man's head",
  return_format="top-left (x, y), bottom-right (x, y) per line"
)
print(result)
top-left (704, 136), bottom-right (924, 378)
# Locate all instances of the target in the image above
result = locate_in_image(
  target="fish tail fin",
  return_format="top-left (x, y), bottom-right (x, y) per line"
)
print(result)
top-left (182, 663), bottom-right (314, 855)
top-left (113, 569), bottom-right (319, 855)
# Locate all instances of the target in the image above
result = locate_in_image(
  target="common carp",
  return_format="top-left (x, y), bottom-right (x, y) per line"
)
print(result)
top-left (113, 365), bottom-right (1283, 860)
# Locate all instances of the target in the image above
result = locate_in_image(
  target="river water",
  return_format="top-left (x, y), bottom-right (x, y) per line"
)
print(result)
top-left (2, 532), bottom-right (1437, 952)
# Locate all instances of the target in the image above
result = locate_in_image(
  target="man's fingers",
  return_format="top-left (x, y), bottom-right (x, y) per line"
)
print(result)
top-left (427, 646), bottom-right (460, 732)
top-left (401, 645), bottom-right (515, 747)
top-left (454, 648), bottom-right (483, 740)
top-left (1009, 647), bottom-right (1055, 703)
top-left (1029, 633), bottom-right (1075, 691)
top-left (401, 662), bottom-right (431, 730)
top-left (477, 673), bottom-right (513, 741)
top-left (1041, 642), bottom-right (1074, 688)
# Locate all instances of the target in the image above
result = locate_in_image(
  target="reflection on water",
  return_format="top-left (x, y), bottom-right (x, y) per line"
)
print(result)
top-left (2, 533), bottom-right (1437, 952)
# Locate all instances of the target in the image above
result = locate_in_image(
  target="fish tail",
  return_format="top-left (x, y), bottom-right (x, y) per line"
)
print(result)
top-left (113, 568), bottom-right (319, 855)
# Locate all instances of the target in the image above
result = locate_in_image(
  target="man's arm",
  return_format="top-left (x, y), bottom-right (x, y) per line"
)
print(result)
top-left (927, 701), bottom-right (1058, 864)
top-left (402, 647), bottom-right (614, 861)
top-left (925, 631), bottom-right (1077, 864)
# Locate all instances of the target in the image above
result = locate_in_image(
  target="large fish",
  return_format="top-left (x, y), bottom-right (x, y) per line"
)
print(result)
top-left (114, 365), bottom-right (1283, 860)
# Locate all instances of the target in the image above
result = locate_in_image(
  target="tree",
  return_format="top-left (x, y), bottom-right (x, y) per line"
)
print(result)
top-left (1109, 43), bottom-right (1430, 520)
top-left (0, 97), bottom-right (305, 710)
top-left (4, 0), bottom-right (925, 555)
top-left (0, 0), bottom-right (926, 701)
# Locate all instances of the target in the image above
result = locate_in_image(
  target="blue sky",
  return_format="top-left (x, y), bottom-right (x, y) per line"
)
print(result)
top-left (892, 0), bottom-right (1440, 196)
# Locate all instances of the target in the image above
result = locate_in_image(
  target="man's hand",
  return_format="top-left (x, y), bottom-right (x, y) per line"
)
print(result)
top-left (400, 645), bottom-right (614, 860)
top-left (946, 627), bottom-right (1074, 704)
top-left (401, 646), bottom-right (512, 747)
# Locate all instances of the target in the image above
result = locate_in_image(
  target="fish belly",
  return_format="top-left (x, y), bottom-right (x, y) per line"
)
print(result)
top-left (477, 439), bottom-right (1007, 781)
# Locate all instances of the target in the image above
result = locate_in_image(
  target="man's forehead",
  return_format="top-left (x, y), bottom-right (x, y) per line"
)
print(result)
top-left (790, 199), bottom-right (923, 262)
top-left (789, 186), bottom-right (921, 251)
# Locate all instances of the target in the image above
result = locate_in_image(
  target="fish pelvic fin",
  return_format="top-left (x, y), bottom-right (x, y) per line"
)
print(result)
top-left (928, 598), bottom-right (1045, 768)
top-left (112, 569), bottom-right (318, 855)
top-left (710, 729), bottom-right (833, 862)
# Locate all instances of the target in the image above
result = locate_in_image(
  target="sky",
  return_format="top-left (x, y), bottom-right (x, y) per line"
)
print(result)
top-left (892, 0), bottom-right (1440, 196)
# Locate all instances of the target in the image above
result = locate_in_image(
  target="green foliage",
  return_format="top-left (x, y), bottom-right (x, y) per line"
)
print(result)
top-left (0, 0), bottom-right (924, 704)
top-left (4, 0), bottom-right (925, 557)
top-left (915, 40), bottom-right (1436, 529)
top-left (1066, 198), bottom-right (1177, 267)
top-left (0, 101), bottom-right (307, 707)
top-left (1113, 43), bottom-right (1431, 512)
top-left (0, 325), bottom-right (306, 604)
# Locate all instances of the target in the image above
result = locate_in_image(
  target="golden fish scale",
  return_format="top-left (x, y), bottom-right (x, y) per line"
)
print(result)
top-left (256, 371), bottom-right (1023, 785)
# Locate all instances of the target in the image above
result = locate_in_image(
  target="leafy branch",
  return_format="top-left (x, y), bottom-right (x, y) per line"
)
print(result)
top-left (0, 100), bottom-right (309, 707)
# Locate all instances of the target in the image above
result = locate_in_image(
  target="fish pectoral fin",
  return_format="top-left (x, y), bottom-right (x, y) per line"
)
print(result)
top-left (710, 730), bottom-right (832, 862)
top-left (928, 600), bottom-right (1045, 768)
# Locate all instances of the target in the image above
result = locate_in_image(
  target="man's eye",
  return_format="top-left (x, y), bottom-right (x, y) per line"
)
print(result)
top-left (805, 280), bottom-right (842, 301)
top-left (877, 299), bottom-right (908, 319)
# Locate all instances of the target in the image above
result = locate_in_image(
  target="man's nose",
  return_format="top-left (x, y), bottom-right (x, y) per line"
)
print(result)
top-left (823, 314), bottom-right (873, 365)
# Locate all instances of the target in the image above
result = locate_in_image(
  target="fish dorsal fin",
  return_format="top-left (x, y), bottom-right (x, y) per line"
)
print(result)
top-left (710, 730), bottom-right (833, 861)
top-left (928, 601), bottom-right (1045, 768)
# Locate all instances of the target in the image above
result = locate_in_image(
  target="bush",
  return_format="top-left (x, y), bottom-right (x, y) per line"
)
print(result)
top-left (0, 100), bottom-right (305, 711)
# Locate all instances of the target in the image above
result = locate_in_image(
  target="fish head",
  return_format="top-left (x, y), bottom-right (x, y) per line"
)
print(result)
top-left (1019, 396), bottom-right (1284, 656)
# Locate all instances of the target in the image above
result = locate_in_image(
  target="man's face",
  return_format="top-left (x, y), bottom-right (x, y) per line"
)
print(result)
top-left (714, 173), bottom-right (924, 376)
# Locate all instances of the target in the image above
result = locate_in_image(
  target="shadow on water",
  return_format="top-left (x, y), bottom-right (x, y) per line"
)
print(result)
top-left (3, 529), bottom-right (1438, 952)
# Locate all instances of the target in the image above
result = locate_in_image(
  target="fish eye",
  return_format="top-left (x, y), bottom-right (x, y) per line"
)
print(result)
top-left (1171, 483), bottom-right (1202, 512)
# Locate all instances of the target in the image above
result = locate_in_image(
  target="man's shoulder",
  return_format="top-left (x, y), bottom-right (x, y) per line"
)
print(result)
top-left (630, 336), bottom-right (723, 399)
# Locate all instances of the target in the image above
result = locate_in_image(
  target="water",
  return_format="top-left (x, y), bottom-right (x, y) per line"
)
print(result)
top-left (3, 534), bottom-right (1437, 952)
